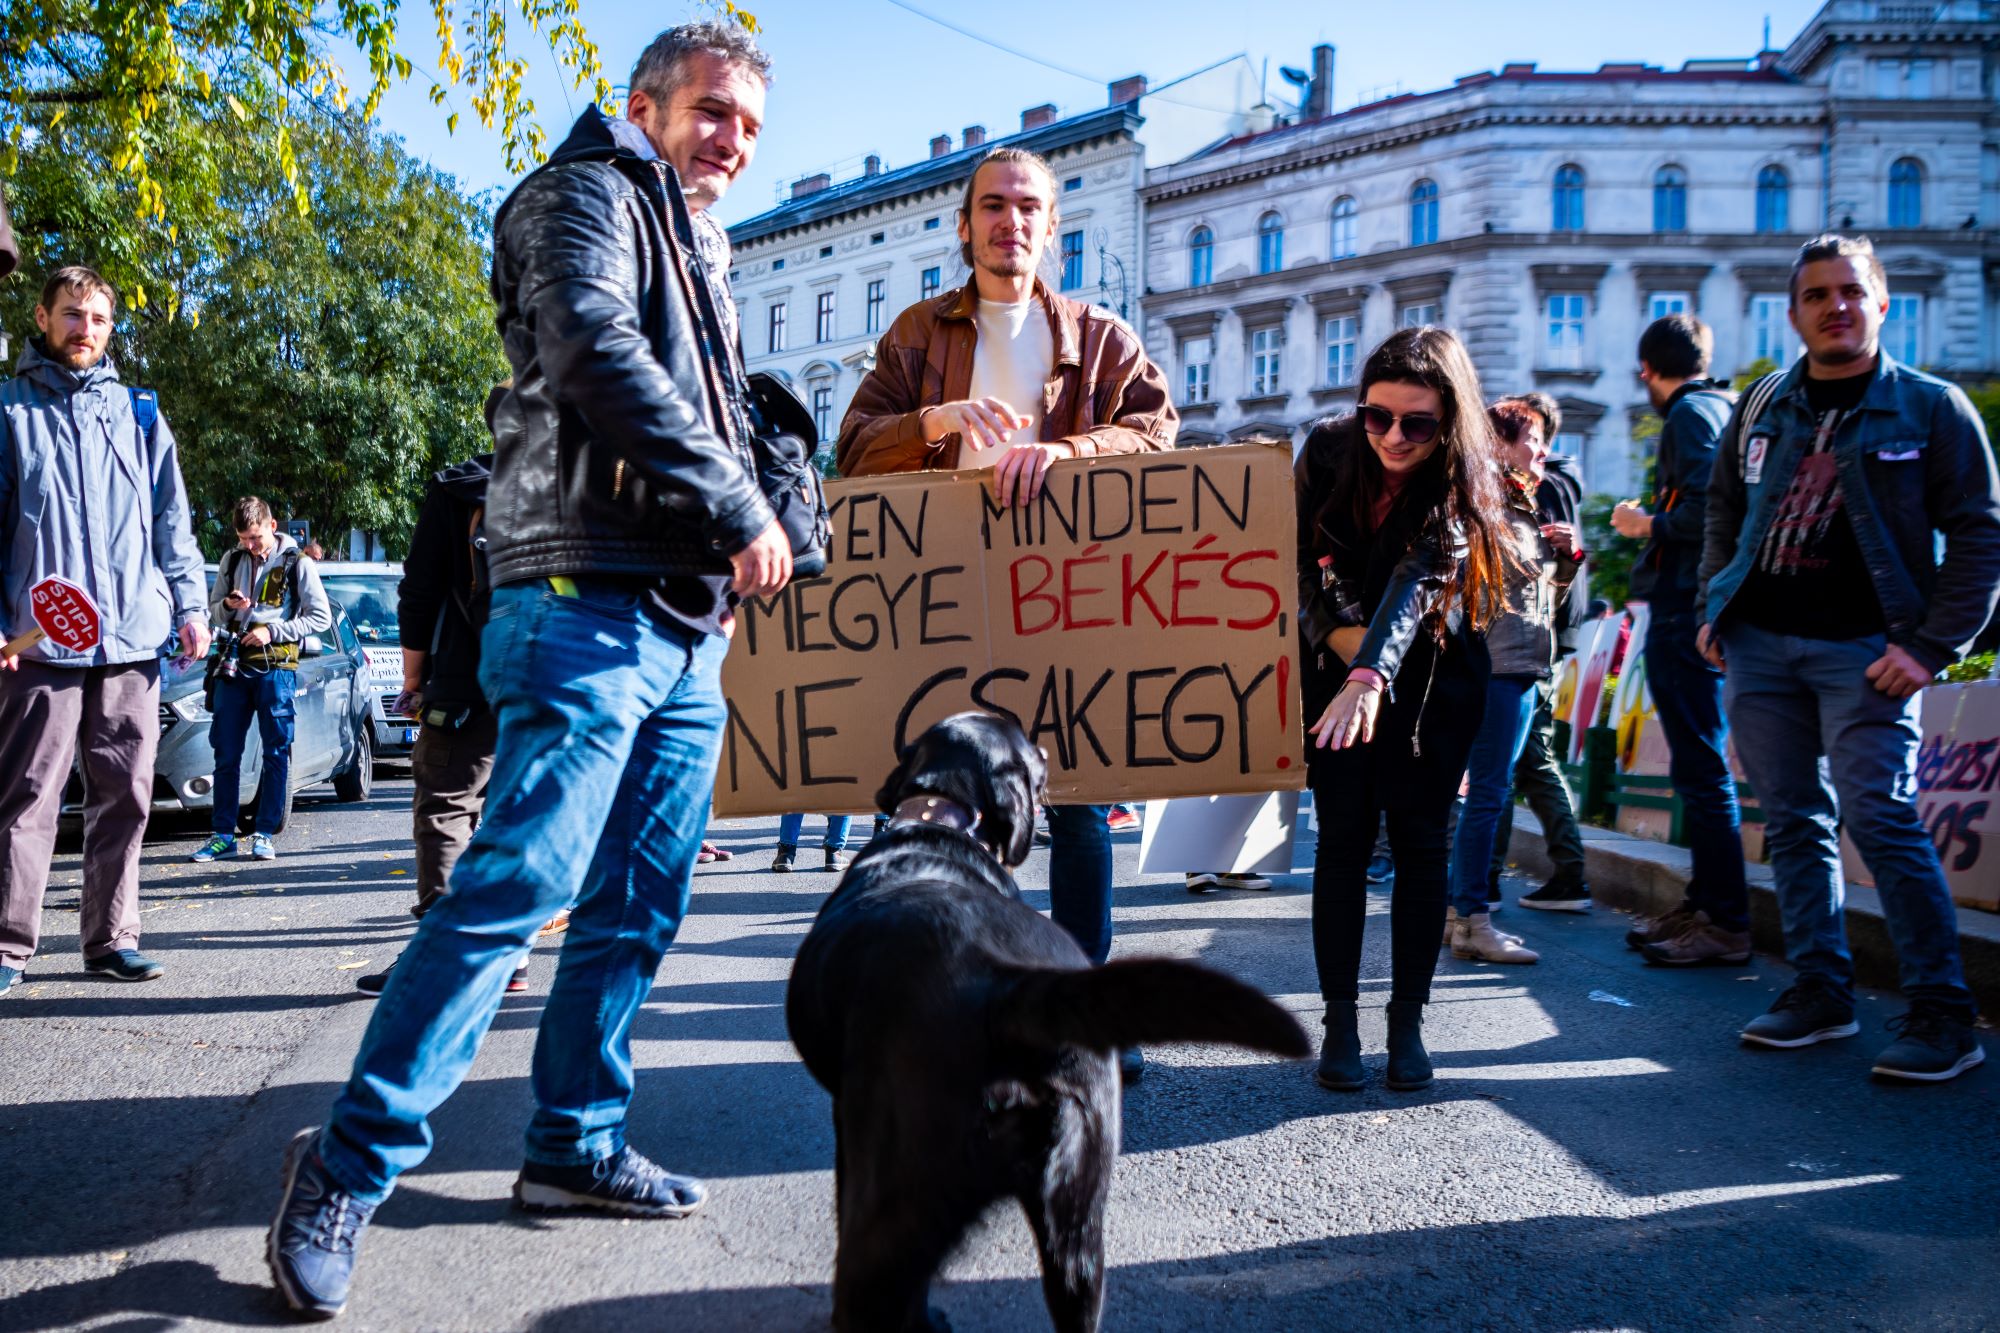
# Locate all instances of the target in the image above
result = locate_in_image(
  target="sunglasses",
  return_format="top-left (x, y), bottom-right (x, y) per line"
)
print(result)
top-left (1358, 403), bottom-right (1441, 446)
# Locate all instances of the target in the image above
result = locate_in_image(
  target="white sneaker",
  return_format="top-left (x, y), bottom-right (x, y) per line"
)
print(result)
top-left (1185, 872), bottom-right (1221, 894)
top-left (1451, 913), bottom-right (1539, 964)
top-left (1215, 872), bottom-right (1274, 891)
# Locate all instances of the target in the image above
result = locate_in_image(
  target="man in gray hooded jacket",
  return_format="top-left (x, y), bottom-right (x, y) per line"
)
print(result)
top-left (0, 265), bottom-right (210, 994)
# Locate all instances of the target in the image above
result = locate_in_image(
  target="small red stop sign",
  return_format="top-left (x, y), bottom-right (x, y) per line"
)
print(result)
top-left (29, 577), bottom-right (102, 653)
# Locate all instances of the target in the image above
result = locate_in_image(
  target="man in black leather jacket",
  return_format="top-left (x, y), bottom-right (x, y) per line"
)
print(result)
top-left (269, 22), bottom-right (792, 1318)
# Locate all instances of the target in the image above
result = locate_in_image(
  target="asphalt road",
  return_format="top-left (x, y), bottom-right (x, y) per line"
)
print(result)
top-left (2, 779), bottom-right (1996, 1332)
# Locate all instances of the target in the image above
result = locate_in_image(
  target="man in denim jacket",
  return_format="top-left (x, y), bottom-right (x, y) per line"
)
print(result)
top-left (1699, 234), bottom-right (2000, 1083)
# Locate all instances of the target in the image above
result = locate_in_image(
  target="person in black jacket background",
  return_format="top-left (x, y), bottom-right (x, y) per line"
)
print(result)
top-left (1612, 316), bottom-right (1753, 966)
top-left (268, 22), bottom-right (794, 1318)
top-left (1298, 327), bottom-right (1509, 1094)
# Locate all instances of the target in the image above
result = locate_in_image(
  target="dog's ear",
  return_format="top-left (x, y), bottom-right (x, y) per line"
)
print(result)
top-left (981, 734), bottom-right (1047, 867)
top-left (874, 743), bottom-right (918, 816)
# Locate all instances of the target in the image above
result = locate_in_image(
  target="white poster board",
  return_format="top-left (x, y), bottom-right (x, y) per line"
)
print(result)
top-left (1137, 792), bottom-right (1302, 876)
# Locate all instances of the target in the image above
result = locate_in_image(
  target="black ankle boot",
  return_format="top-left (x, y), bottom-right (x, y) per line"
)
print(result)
top-left (1384, 1000), bottom-right (1433, 1091)
top-left (1315, 1002), bottom-right (1363, 1091)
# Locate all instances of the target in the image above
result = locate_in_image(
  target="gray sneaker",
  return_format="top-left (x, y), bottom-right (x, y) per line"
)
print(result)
top-left (1871, 1006), bottom-right (1987, 1083)
top-left (823, 848), bottom-right (848, 872)
top-left (250, 833), bottom-right (276, 860)
top-left (1741, 978), bottom-right (1859, 1049)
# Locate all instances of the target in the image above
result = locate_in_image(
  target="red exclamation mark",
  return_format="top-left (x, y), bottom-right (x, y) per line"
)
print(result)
top-left (1275, 654), bottom-right (1292, 769)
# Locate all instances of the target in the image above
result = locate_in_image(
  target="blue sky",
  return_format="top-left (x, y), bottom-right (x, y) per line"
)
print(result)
top-left (361, 0), bottom-right (1828, 225)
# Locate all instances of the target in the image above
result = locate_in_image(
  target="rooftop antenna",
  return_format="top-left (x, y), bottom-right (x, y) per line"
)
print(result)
top-left (1763, 15), bottom-right (1771, 50)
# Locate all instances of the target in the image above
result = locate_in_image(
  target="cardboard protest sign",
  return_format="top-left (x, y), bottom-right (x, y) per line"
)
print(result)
top-left (1908, 680), bottom-right (2000, 912)
top-left (2, 576), bottom-right (102, 659)
top-left (1566, 613), bottom-right (1623, 764)
top-left (1138, 792), bottom-right (1302, 876)
top-left (715, 443), bottom-right (1305, 817)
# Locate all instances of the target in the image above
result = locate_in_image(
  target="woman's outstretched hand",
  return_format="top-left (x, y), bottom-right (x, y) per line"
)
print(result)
top-left (1310, 676), bottom-right (1383, 751)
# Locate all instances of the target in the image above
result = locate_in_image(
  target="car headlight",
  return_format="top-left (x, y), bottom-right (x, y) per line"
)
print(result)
top-left (170, 695), bottom-right (211, 722)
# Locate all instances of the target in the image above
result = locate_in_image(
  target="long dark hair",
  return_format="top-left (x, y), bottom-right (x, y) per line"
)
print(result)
top-left (1324, 326), bottom-right (1509, 630)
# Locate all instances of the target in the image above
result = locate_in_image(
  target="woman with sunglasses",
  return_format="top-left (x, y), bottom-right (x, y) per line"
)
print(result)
top-left (1443, 400), bottom-right (1583, 965)
top-left (1297, 326), bottom-right (1509, 1092)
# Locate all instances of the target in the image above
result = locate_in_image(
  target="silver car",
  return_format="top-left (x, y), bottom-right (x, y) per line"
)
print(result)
top-left (318, 562), bottom-right (417, 760)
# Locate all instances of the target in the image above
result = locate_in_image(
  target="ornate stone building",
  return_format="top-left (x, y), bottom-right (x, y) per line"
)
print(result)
top-left (726, 81), bottom-right (1152, 459)
top-left (1138, 0), bottom-right (2000, 493)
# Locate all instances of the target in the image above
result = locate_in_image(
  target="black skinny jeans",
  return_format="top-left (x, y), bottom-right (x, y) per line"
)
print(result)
top-left (1311, 761), bottom-right (1450, 1007)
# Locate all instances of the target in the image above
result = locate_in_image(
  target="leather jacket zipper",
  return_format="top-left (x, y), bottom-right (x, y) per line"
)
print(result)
top-left (613, 458), bottom-right (626, 499)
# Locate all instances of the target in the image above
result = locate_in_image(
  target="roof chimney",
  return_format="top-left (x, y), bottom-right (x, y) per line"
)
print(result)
top-left (929, 134), bottom-right (952, 159)
top-left (1108, 74), bottom-right (1147, 105)
top-left (1021, 103), bottom-right (1058, 131)
top-left (962, 125), bottom-right (986, 150)
top-left (863, 154), bottom-right (882, 177)
top-left (790, 172), bottom-right (831, 200)
top-left (1307, 44), bottom-right (1335, 118)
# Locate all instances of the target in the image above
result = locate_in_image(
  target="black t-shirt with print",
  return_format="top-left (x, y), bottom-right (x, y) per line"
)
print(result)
top-left (1729, 365), bottom-right (1887, 640)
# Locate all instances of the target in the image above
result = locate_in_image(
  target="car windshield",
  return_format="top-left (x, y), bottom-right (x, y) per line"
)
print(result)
top-left (320, 575), bottom-right (399, 643)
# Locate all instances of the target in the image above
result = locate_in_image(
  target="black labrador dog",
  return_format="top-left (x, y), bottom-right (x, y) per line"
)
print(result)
top-left (786, 712), bottom-right (1311, 1332)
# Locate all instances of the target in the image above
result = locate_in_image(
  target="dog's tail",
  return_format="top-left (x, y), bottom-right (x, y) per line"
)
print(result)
top-left (990, 958), bottom-right (1311, 1060)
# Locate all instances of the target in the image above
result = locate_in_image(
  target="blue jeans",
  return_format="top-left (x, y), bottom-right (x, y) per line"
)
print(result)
top-left (1449, 675), bottom-right (1537, 918)
top-left (319, 579), bottom-right (729, 1201)
top-left (1047, 804), bottom-right (1112, 965)
top-left (777, 812), bottom-right (852, 850)
top-left (1721, 623), bottom-right (1973, 1015)
top-left (209, 667), bottom-right (296, 837)
top-left (1646, 612), bottom-right (1749, 930)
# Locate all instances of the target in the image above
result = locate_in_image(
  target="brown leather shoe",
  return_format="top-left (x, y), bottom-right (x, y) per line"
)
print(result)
top-left (1625, 903), bottom-right (1697, 951)
top-left (1641, 912), bottom-right (1751, 967)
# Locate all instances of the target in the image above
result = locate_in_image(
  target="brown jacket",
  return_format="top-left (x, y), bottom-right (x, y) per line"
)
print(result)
top-left (836, 278), bottom-right (1177, 476)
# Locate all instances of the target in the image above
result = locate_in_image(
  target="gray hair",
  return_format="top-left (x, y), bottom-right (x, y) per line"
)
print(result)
top-left (630, 21), bottom-right (773, 104)
top-left (1789, 232), bottom-right (1887, 304)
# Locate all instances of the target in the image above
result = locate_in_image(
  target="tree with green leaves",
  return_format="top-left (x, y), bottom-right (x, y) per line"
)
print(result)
top-left (6, 83), bottom-right (508, 555)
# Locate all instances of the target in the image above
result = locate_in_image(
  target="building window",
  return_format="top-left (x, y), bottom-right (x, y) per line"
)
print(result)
top-left (1648, 292), bottom-right (1691, 321)
top-left (1551, 164), bottom-right (1585, 232)
top-left (923, 217), bottom-right (940, 231)
top-left (1257, 212), bottom-right (1284, 275)
top-left (1063, 175), bottom-right (1083, 193)
top-left (920, 266), bottom-right (941, 301)
top-left (1249, 327), bottom-right (1283, 396)
top-left (1060, 229), bottom-right (1084, 290)
top-left (816, 290), bottom-right (836, 343)
top-left (1755, 165), bottom-right (1789, 234)
top-left (1889, 158), bottom-right (1923, 227)
top-left (1181, 336), bottom-right (1212, 405)
top-left (1543, 292), bottom-right (1586, 369)
top-left (1323, 315), bottom-right (1358, 388)
top-left (1551, 432), bottom-right (1584, 460)
top-left (811, 385), bottom-right (834, 440)
top-left (767, 301), bottom-right (787, 354)
top-left (1885, 294), bottom-right (1924, 364)
top-left (1400, 302), bottom-right (1439, 329)
top-left (1653, 165), bottom-right (1688, 232)
top-left (1189, 226), bottom-right (1213, 287)
top-left (1330, 197), bottom-right (1357, 259)
top-left (819, 245), bottom-right (833, 258)
top-left (1409, 179), bottom-right (1439, 247)
top-left (870, 231), bottom-right (885, 245)
top-left (1748, 294), bottom-right (1796, 368)
top-left (865, 279), bottom-right (885, 335)
top-left (772, 258), bottom-right (785, 272)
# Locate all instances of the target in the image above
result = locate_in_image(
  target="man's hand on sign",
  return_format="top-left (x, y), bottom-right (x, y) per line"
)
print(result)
top-left (1311, 674), bottom-right (1385, 751)
top-left (993, 441), bottom-right (1075, 509)
top-left (0, 642), bottom-right (17, 672)
top-left (241, 624), bottom-right (273, 649)
top-left (920, 398), bottom-right (1031, 454)
top-left (730, 518), bottom-right (793, 599)
top-left (1865, 643), bottom-right (1934, 699)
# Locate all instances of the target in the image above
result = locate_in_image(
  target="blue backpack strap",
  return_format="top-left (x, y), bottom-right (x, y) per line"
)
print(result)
top-left (127, 386), bottom-right (159, 437)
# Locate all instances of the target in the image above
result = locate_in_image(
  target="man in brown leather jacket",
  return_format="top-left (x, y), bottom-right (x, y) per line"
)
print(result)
top-left (837, 145), bottom-right (1175, 1081)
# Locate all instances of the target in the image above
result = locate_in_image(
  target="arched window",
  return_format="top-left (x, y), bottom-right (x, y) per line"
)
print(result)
top-left (1330, 196), bottom-right (1358, 259)
top-left (1409, 179), bottom-right (1438, 247)
top-left (1652, 165), bottom-right (1688, 232)
top-left (1257, 211), bottom-right (1284, 275)
top-left (1888, 157), bottom-right (1923, 227)
top-left (1755, 165), bottom-right (1790, 234)
top-left (1188, 226), bottom-right (1213, 287)
top-left (1551, 164), bottom-right (1585, 232)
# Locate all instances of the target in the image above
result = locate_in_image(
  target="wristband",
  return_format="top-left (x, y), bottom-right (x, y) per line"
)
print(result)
top-left (1347, 667), bottom-right (1386, 693)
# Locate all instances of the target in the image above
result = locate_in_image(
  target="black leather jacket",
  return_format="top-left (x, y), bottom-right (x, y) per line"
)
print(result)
top-left (484, 106), bottom-right (774, 587)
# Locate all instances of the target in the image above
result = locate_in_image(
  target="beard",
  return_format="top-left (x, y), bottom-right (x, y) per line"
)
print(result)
top-left (48, 339), bottom-right (105, 371)
top-left (978, 246), bottom-right (1035, 279)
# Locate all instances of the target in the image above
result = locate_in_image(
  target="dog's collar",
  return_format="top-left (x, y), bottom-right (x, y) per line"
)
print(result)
top-left (890, 795), bottom-right (979, 835)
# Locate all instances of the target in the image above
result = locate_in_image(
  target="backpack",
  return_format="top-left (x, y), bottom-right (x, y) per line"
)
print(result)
top-left (1731, 371), bottom-right (1787, 485)
top-left (128, 387), bottom-right (159, 437)
top-left (451, 503), bottom-right (490, 633)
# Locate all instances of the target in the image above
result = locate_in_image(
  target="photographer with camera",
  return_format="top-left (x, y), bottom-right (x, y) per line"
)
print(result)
top-left (189, 497), bottom-right (332, 864)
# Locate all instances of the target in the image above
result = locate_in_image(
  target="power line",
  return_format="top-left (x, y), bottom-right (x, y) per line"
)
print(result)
top-left (881, 0), bottom-right (1105, 86)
